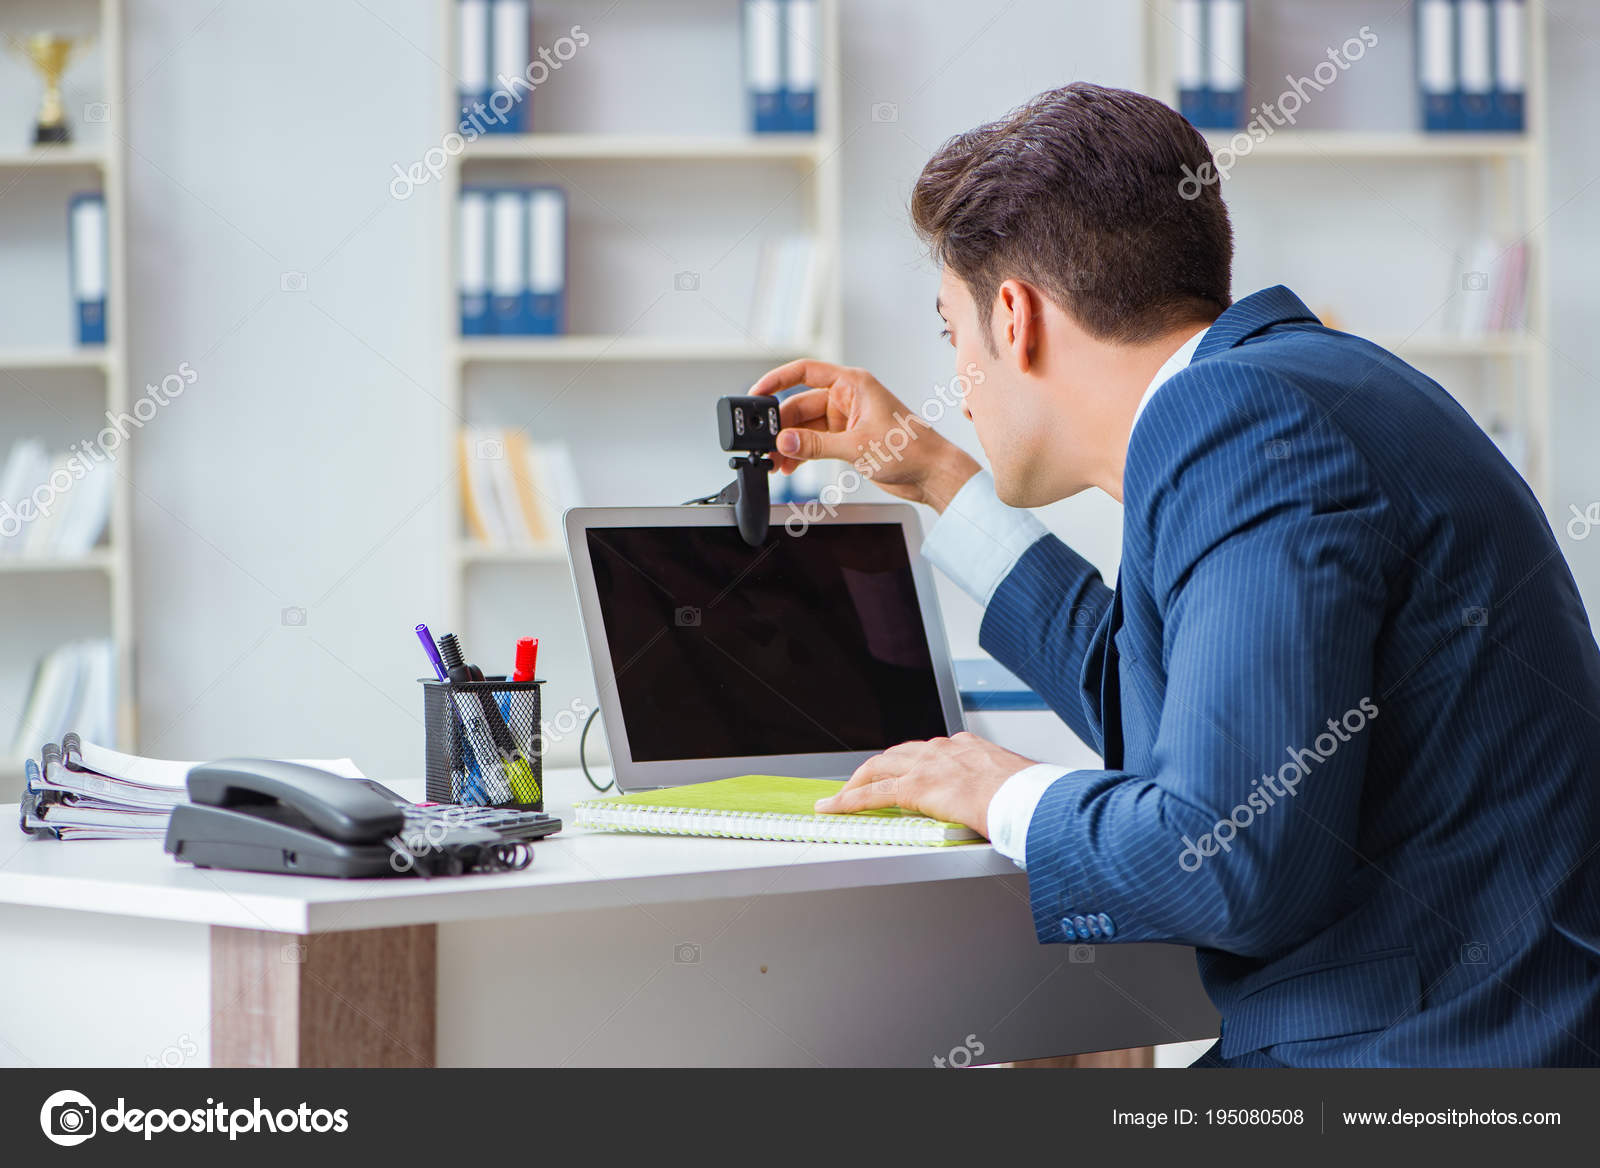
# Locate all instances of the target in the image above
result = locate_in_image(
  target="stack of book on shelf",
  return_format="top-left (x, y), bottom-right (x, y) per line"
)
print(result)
top-left (1417, 0), bottom-right (1526, 132)
top-left (0, 439), bottom-right (113, 560)
top-left (748, 235), bottom-right (823, 346)
top-left (743, 0), bottom-right (819, 133)
top-left (458, 185), bottom-right (567, 336)
top-left (1455, 237), bottom-right (1528, 336)
top-left (19, 734), bottom-right (363, 841)
top-left (10, 640), bottom-right (116, 767)
top-left (1172, 0), bottom-right (1246, 131)
top-left (458, 427), bottom-right (581, 551)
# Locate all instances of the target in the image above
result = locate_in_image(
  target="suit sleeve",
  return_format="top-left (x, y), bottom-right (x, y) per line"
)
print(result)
top-left (1013, 386), bottom-right (1395, 958)
top-left (978, 534), bottom-right (1115, 754)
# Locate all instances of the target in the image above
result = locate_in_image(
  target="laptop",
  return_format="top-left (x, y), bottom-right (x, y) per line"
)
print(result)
top-left (565, 503), bottom-right (965, 792)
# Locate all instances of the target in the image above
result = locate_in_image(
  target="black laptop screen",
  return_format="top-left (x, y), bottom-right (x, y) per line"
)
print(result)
top-left (585, 522), bottom-right (948, 762)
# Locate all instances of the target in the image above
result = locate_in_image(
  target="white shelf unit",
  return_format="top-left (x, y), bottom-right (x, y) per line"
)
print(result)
top-left (1142, 0), bottom-right (1551, 501)
top-left (0, 346), bottom-right (117, 371)
top-left (436, 0), bottom-right (844, 749)
top-left (455, 335), bottom-right (824, 364)
top-left (0, 144), bottom-right (108, 169)
top-left (0, 0), bottom-right (136, 784)
top-left (462, 132), bottom-right (832, 163)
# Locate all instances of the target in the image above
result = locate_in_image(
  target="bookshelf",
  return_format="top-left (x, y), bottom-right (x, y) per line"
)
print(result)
top-left (1142, 0), bottom-right (1552, 502)
top-left (0, 144), bottom-right (106, 169)
top-left (436, 0), bottom-right (844, 763)
top-left (0, 346), bottom-right (117, 371)
top-left (462, 132), bottom-right (831, 163)
top-left (0, 549), bottom-right (115, 575)
top-left (455, 335), bottom-right (820, 364)
top-left (1201, 129), bottom-right (1533, 160)
top-left (0, 0), bottom-right (135, 791)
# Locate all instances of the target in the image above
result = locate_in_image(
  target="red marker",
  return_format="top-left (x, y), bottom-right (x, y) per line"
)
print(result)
top-left (513, 637), bottom-right (538, 682)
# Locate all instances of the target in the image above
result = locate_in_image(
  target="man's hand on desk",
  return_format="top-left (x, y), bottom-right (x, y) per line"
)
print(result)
top-left (749, 359), bottom-right (981, 513)
top-left (812, 731), bottom-right (1034, 838)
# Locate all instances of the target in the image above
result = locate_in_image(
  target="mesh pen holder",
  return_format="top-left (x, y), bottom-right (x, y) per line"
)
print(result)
top-left (423, 679), bottom-right (545, 810)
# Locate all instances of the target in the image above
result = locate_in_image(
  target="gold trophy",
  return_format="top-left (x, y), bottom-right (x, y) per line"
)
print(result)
top-left (7, 33), bottom-right (90, 145)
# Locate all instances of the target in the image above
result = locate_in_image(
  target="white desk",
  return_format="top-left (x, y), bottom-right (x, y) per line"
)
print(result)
top-left (0, 768), bottom-right (1217, 1067)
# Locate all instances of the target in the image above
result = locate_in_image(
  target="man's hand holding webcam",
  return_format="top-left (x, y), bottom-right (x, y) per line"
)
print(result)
top-left (749, 358), bottom-right (1035, 837)
top-left (749, 359), bottom-right (981, 514)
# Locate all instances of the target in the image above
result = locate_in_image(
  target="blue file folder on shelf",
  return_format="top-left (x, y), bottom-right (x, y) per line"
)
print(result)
top-left (783, 0), bottom-right (818, 133)
top-left (1418, 0), bottom-right (1458, 131)
top-left (524, 186), bottom-right (565, 335)
top-left (489, 188), bottom-right (527, 333)
top-left (1204, 0), bottom-right (1247, 130)
top-left (744, 0), bottom-right (786, 133)
top-left (1174, 0), bottom-right (1207, 126)
top-left (1457, 0), bottom-right (1496, 131)
top-left (955, 659), bottom-right (1048, 713)
top-left (68, 192), bottom-right (107, 346)
top-left (1493, 0), bottom-right (1526, 131)
top-left (458, 187), bottom-right (492, 335)
top-left (488, 0), bottom-right (530, 133)
top-left (457, 0), bottom-right (492, 127)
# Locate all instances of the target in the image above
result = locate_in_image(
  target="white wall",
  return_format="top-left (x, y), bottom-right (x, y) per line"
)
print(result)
top-left (5, 0), bottom-right (1593, 778)
top-left (1542, 0), bottom-right (1600, 607)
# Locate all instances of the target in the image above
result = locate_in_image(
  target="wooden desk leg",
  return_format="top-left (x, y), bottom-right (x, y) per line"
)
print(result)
top-left (1008, 1046), bottom-right (1155, 1068)
top-left (211, 925), bottom-right (436, 1068)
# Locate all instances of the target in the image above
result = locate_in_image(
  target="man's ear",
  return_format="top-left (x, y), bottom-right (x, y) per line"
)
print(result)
top-left (995, 279), bottom-right (1036, 374)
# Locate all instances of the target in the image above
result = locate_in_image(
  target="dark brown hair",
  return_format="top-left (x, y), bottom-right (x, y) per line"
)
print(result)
top-left (911, 82), bottom-right (1233, 347)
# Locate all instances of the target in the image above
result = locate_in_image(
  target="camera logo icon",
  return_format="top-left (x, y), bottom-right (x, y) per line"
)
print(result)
top-left (1461, 271), bottom-right (1489, 292)
top-left (40, 1090), bottom-right (97, 1147)
top-left (1068, 944), bottom-right (1095, 964)
top-left (674, 942), bottom-right (701, 964)
top-left (1461, 941), bottom-right (1488, 964)
top-left (674, 606), bottom-right (701, 627)
top-left (1265, 438), bottom-right (1291, 460)
top-left (280, 271), bottom-right (308, 292)
top-left (475, 437), bottom-right (504, 460)
top-left (281, 606), bottom-right (307, 627)
top-left (870, 101), bottom-right (898, 122)
top-left (1462, 606), bottom-right (1489, 627)
top-left (673, 270), bottom-right (700, 292)
top-left (83, 102), bottom-right (110, 123)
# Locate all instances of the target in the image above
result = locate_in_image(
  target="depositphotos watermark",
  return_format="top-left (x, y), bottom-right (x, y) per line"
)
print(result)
top-left (40, 1089), bottom-right (348, 1145)
top-left (1179, 26), bottom-right (1378, 200)
top-left (783, 362), bottom-right (986, 535)
top-left (1177, 697), bottom-right (1379, 872)
top-left (932, 1033), bottom-right (986, 1068)
top-left (0, 361), bottom-right (196, 542)
top-left (390, 25), bottom-right (591, 199)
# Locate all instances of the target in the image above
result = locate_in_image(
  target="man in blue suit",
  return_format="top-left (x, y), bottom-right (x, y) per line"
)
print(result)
top-left (752, 83), bottom-right (1600, 1066)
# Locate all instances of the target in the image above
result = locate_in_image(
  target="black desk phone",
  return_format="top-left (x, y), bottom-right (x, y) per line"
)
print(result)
top-left (165, 758), bottom-right (561, 879)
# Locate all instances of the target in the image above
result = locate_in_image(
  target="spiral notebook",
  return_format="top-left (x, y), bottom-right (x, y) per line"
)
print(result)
top-left (573, 774), bottom-right (981, 846)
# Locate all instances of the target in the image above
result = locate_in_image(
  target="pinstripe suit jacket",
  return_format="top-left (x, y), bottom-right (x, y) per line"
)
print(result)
top-left (982, 286), bottom-right (1600, 1066)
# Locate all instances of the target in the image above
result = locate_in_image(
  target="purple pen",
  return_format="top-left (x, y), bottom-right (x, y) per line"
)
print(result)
top-left (416, 623), bottom-right (449, 681)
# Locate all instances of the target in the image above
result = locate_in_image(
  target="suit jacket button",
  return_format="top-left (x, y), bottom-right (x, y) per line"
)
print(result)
top-left (1072, 915), bottom-right (1091, 937)
top-left (1097, 912), bottom-right (1115, 938)
top-left (1059, 917), bottom-right (1077, 940)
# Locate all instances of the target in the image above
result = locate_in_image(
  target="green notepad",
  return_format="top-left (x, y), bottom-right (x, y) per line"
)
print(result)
top-left (573, 775), bottom-right (981, 846)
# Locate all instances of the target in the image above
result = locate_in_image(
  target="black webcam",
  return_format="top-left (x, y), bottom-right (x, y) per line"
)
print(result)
top-left (686, 396), bottom-right (784, 548)
top-left (717, 395), bottom-right (782, 454)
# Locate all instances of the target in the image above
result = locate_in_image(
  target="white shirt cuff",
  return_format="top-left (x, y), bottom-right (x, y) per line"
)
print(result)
top-left (920, 469), bottom-right (1049, 605)
top-left (985, 763), bottom-right (1072, 870)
